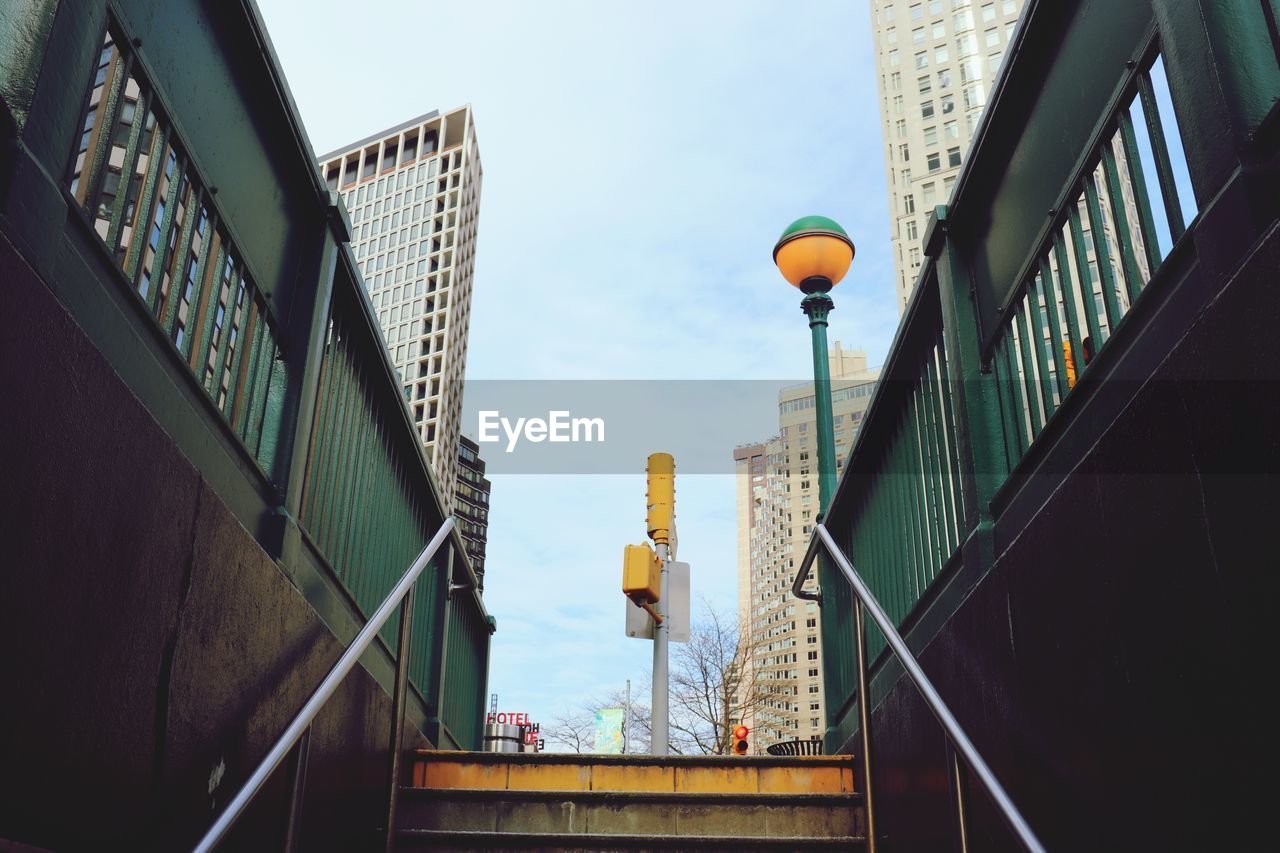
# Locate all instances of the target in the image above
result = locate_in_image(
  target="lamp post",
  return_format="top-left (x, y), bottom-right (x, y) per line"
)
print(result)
top-left (773, 215), bottom-right (877, 853)
top-left (772, 216), bottom-right (855, 516)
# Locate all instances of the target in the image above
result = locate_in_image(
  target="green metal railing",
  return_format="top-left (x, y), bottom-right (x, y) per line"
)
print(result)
top-left (811, 0), bottom-right (1280, 758)
top-left (300, 287), bottom-right (440, 654)
top-left (822, 277), bottom-right (966, 708)
top-left (65, 29), bottom-right (283, 474)
top-left (989, 49), bottom-right (1198, 466)
top-left (57, 14), bottom-right (492, 750)
top-left (440, 585), bottom-right (494, 751)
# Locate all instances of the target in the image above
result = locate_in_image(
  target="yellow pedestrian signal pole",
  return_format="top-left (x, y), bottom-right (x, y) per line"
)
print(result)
top-left (646, 452), bottom-right (674, 756)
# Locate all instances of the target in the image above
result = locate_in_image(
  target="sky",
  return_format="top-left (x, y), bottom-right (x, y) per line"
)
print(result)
top-left (256, 0), bottom-right (899, 733)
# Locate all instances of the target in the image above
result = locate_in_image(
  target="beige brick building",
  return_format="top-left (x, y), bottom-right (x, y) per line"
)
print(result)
top-left (870, 0), bottom-right (1027, 311)
top-left (734, 345), bottom-right (879, 750)
top-left (317, 106), bottom-right (481, 508)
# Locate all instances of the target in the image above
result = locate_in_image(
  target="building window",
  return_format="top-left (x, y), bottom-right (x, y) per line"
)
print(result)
top-left (941, 93), bottom-right (955, 114)
top-left (981, 2), bottom-right (997, 21)
top-left (923, 182), bottom-right (938, 206)
top-left (944, 119), bottom-right (960, 140)
top-left (932, 20), bottom-right (946, 39)
top-left (885, 25), bottom-right (897, 43)
top-left (921, 100), bottom-right (935, 119)
top-left (898, 142), bottom-right (910, 162)
top-left (915, 51), bottom-right (928, 69)
top-left (924, 125), bottom-right (939, 146)
top-left (910, 3), bottom-right (924, 21)
top-left (964, 82), bottom-right (986, 110)
top-left (918, 74), bottom-right (932, 95)
top-left (985, 27), bottom-right (1001, 47)
top-left (904, 219), bottom-right (919, 241)
top-left (926, 152), bottom-right (941, 171)
top-left (888, 48), bottom-right (900, 66)
top-left (948, 146), bottom-right (962, 167)
top-left (935, 44), bottom-right (950, 63)
top-left (937, 68), bottom-right (953, 89)
top-left (955, 9), bottom-right (974, 30)
top-left (903, 194), bottom-right (915, 214)
top-left (891, 71), bottom-right (902, 90)
top-left (912, 26), bottom-right (926, 44)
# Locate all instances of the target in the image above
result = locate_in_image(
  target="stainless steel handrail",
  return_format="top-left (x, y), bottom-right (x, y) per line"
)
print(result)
top-left (794, 523), bottom-right (1047, 853)
top-left (192, 517), bottom-right (456, 853)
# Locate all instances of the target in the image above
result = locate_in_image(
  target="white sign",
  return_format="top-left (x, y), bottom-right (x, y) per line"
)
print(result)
top-left (625, 561), bottom-right (690, 643)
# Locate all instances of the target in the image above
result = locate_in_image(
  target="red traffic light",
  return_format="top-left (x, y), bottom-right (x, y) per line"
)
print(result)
top-left (732, 725), bottom-right (750, 755)
top-left (733, 725), bottom-right (750, 740)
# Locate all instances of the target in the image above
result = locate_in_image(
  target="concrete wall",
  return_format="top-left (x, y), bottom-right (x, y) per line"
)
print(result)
top-left (853, 225), bottom-right (1279, 851)
top-left (0, 231), bottom-right (425, 850)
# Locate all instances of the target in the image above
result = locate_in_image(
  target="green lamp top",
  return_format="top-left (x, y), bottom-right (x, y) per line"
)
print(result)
top-left (773, 216), bottom-right (854, 260)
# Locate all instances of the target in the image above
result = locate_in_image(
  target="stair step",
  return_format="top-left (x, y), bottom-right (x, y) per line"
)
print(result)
top-left (409, 750), bottom-right (858, 795)
top-left (395, 828), bottom-right (866, 850)
top-left (396, 787), bottom-right (864, 838)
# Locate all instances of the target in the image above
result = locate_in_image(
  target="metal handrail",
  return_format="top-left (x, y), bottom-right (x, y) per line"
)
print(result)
top-left (192, 517), bottom-right (457, 853)
top-left (794, 523), bottom-right (1047, 853)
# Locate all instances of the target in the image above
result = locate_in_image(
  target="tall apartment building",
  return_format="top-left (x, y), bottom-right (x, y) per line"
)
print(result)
top-left (734, 345), bottom-right (879, 750)
top-left (456, 435), bottom-right (492, 592)
top-left (317, 106), bottom-right (482, 508)
top-left (870, 0), bottom-right (1026, 311)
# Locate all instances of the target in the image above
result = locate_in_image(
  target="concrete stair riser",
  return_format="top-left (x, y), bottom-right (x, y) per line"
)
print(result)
top-left (397, 789), bottom-right (864, 838)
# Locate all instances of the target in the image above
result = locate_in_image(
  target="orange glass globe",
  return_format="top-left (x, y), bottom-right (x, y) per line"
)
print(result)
top-left (773, 216), bottom-right (856, 291)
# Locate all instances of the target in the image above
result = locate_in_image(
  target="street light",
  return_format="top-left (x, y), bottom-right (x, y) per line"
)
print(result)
top-left (772, 215), bottom-right (855, 515)
top-left (773, 215), bottom-right (875, 849)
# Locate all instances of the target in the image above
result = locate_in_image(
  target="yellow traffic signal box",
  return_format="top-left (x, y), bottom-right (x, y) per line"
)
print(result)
top-left (646, 452), bottom-right (675, 544)
top-left (622, 543), bottom-right (662, 605)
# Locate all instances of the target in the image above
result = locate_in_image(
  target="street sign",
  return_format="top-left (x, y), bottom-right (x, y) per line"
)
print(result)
top-left (625, 561), bottom-right (689, 643)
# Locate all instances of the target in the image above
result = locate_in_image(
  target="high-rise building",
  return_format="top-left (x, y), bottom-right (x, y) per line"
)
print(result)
top-left (734, 344), bottom-right (879, 750)
top-left (870, 0), bottom-right (1027, 311)
top-left (456, 435), bottom-right (492, 592)
top-left (317, 106), bottom-right (482, 508)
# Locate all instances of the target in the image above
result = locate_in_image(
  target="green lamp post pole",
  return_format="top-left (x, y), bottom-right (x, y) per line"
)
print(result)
top-left (804, 290), bottom-right (838, 516)
top-left (774, 216), bottom-right (878, 853)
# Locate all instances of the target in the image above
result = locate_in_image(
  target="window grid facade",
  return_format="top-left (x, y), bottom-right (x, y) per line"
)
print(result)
top-left (872, 0), bottom-right (1028, 311)
top-left (318, 106), bottom-right (482, 509)
top-left (734, 346), bottom-right (880, 750)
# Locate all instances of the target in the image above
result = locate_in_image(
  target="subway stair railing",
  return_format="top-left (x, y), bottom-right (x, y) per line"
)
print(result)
top-left (790, 1), bottom-right (1279, 850)
top-left (793, 525), bottom-right (1045, 853)
top-left (194, 518), bottom-right (457, 853)
top-left (0, 3), bottom-right (496, 845)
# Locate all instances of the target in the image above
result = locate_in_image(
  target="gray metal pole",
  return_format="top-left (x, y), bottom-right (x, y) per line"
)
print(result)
top-left (651, 543), bottom-right (670, 755)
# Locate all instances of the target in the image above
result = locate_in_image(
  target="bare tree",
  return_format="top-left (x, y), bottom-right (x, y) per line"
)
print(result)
top-left (544, 706), bottom-right (596, 753)
top-left (544, 687), bottom-right (651, 754)
top-left (547, 603), bottom-right (763, 756)
top-left (668, 601), bottom-right (766, 755)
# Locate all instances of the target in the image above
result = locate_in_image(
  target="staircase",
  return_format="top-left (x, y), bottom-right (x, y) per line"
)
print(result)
top-left (393, 750), bottom-right (866, 851)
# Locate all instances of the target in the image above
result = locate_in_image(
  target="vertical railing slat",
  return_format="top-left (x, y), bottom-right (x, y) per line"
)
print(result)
top-left (1136, 70), bottom-right (1187, 242)
top-left (1099, 136), bottom-right (1146, 304)
top-left (1066, 199), bottom-right (1105, 356)
top-left (1013, 306), bottom-right (1044, 438)
top-left (1083, 172), bottom-right (1125, 338)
